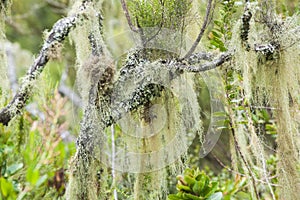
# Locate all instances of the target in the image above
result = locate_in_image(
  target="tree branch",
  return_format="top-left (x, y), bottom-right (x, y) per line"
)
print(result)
top-left (183, 0), bottom-right (213, 59)
top-left (179, 52), bottom-right (232, 72)
top-left (120, 0), bottom-right (138, 32)
top-left (240, 0), bottom-right (252, 51)
top-left (96, 50), bottom-right (233, 128)
top-left (0, 15), bottom-right (79, 125)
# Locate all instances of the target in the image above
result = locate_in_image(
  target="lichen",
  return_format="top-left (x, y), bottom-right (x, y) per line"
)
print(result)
top-left (66, 1), bottom-right (113, 199)
top-left (229, 4), bottom-right (300, 199)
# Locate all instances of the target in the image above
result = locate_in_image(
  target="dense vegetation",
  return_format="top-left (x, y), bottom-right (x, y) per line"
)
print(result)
top-left (0, 0), bottom-right (299, 199)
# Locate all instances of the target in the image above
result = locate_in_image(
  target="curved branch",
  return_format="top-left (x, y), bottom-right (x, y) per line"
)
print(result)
top-left (0, 15), bottom-right (78, 125)
top-left (179, 51), bottom-right (232, 72)
top-left (99, 51), bottom-right (233, 128)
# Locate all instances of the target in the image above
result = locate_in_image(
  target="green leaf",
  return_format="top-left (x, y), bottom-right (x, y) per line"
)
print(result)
top-left (192, 181), bottom-right (202, 196)
top-left (184, 175), bottom-right (196, 187)
top-left (214, 20), bottom-right (223, 28)
top-left (184, 193), bottom-right (202, 200)
top-left (211, 30), bottom-right (222, 38)
top-left (168, 194), bottom-right (183, 200)
top-left (6, 163), bottom-right (23, 176)
top-left (207, 192), bottom-right (223, 200)
top-left (26, 167), bottom-right (40, 186)
top-left (0, 177), bottom-right (14, 197)
top-left (203, 182), bottom-right (218, 197)
top-left (177, 183), bottom-right (193, 193)
top-left (235, 191), bottom-right (252, 199)
top-left (210, 40), bottom-right (222, 49)
top-left (36, 174), bottom-right (48, 187)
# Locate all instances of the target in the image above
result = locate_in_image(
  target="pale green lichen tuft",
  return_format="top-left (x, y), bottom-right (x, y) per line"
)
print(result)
top-left (229, 5), bottom-right (300, 199)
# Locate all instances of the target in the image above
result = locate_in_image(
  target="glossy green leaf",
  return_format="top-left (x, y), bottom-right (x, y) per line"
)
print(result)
top-left (26, 167), bottom-right (40, 186)
top-left (184, 193), bottom-right (202, 200)
top-left (0, 177), bottom-right (14, 197)
top-left (207, 192), bottom-right (223, 200)
top-left (168, 194), bottom-right (183, 200)
top-left (6, 163), bottom-right (23, 176)
top-left (36, 174), bottom-right (48, 187)
top-left (184, 175), bottom-right (196, 187)
top-left (192, 181), bottom-right (202, 196)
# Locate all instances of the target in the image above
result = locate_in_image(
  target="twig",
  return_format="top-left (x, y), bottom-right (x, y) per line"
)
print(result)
top-left (46, 0), bottom-right (67, 10)
top-left (111, 125), bottom-right (118, 200)
top-left (120, 0), bottom-right (138, 32)
top-left (0, 15), bottom-right (79, 125)
top-left (142, 0), bottom-right (165, 47)
top-left (212, 153), bottom-right (280, 187)
top-left (227, 107), bottom-right (260, 199)
top-left (185, 51), bottom-right (213, 64)
top-left (183, 0), bottom-right (213, 59)
top-left (178, 52), bottom-right (232, 72)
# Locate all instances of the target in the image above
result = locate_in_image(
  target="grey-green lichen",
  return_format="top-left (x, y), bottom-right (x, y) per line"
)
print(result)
top-left (229, 3), bottom-right (300, 199)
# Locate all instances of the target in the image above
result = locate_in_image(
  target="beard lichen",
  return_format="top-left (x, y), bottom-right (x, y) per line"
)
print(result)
top-left (229, 5), bottom-right (300, 199)
top-left (67, 16), bottom-right (202, 198)
top-left (66, 1), bottom-right (113, 199)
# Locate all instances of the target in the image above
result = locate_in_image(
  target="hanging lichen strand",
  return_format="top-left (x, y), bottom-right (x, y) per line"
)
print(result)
top-left (229, 26), bottom-right (276, 199)
top-left (65, 0), bottom-right (202, 199)
top-left (211, 1), bottom-right (270, 198)
top-left (102, 47), bottom-right (202, 199)
top-left (232, 1), bottom-right (300, 199)
top-left (66, 1), bottom-right (112, 199)
top-left (0, 1), bottom-right (11, 106)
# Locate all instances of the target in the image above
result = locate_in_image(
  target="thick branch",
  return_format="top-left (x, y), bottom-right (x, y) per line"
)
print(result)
top-left (97, 51), bottom-right (232, 128)
top-left (0, 15), bottom-right (78, 125)
top-left (183, 0), bottom-right (213, 59)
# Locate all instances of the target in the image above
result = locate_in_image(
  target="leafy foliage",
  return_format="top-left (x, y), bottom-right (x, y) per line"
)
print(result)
top-left (1, 0), bottom-right (299, 199)
top-left (168, 168), bottom-right (222, 200)
top-left (128, 0), bottom-right (192, 30)
top-left (209, 0), bottom-right (237, 51)
top-left (0, 91), bottom-right (75, 199)
top-left (168, 167), bottom-right (255, 200)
